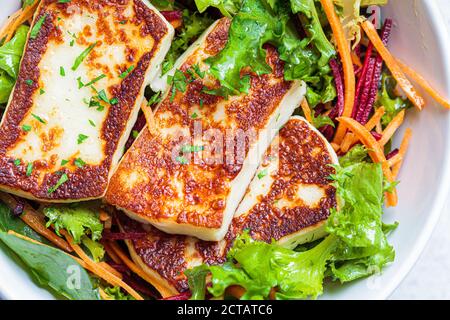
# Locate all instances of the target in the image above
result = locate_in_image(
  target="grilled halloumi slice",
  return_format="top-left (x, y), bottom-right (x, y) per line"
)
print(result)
top-left (116, 116), bottom-right (338, 297)
top-left (0, 0), bottom-right (174, 202)
top-left (106, 18), bottom-right (306, 241)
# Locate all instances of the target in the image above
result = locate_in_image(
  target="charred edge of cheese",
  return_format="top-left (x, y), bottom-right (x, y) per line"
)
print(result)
top-left (0, 0), bottom-right (174, 202)
top-left (116, 115), bottom-right (338, 295)
top-left (151, 19), bottom-right (223, 93)
top-left (106, 18), bottom-right (306, 242)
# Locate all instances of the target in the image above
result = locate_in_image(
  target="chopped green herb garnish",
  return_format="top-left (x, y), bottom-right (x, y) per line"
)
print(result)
top-left (71, 42), bottom-right (97, 71)
top-left (60, 159), bottom-right (69, 166)
top-left (84, 74), bottom-right (106, 87)
top-left (181, 145), bottom-right (204, 153)
top-left (110, 97), bottom-right (118, 105)
top-left (58, 0), bottom-right (72, 3)
top-left (257, 169), bottom-right (268, 179)
top-left (39, 88), bottom-right (45, 95)
top-left (77, 134), bottom-right (88, 144)
top-left (13, 159), bottom-right (21, 166)
top-left (191, 112), bottom-right (198, 119)
top-left (119, 65), bottom-right (134, 79)
top-left (97, 89), bottom-right (109, 103)
top-left (59, 66), bottom-right (65, 76)
top-left (132, 130), bottom-right (139, 138)
top-left (47, 173), bottom-right (69, 194)
top-left (69, 39), bottom-right (75, 47)
top-left (88, 119), bottom-right (96, 127)
top-left (167, 69), bottom-right (188, 102)
top-left (77, 77), bottom-right (85, 89)
top-left (119, 20), bottom-right (127, 24)
top-left (192, 64), bottom-right (205, 79)
top-left (74, 158), bottom-right (86, 168)
top-left (26, 163), bottom-right (33, 176)
top-left (147, 92), bottom-right (161, 106)
top-left (199, 99), bottom-right (204, 108)
top-left (22, 124), bottom-right (32, 132)
top-left (30, 14), bottom-right (47, 39)
top-left (25, 79), bottom-right (33, 86)
top-left (175, 156), bottom-right (188, 165)
top-left (31, 113), bottom-right (46, 124)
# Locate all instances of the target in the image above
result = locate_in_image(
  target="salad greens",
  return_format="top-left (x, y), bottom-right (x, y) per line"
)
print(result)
top-left (187, 146), bottom-right (397, 299)
top-left (377, 74), bottom-right (412, 126)
top-left (195, 0), bottom-right (242, 17)
top-left (0, 203), bottom-right (99, 300)
top-left (43, 205), bottom-right (104, 262)
top-left (0, 25), bottom-right (29, 104)
top-left (103, 286), bottom-right (136, 300)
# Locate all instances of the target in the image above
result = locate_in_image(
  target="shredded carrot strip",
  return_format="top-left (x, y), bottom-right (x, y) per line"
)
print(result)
top-left (361, 20), bottom-right (425, 110)
top-left (340, 106), bottom-right (385, 153)
top-left (63, 231), bottom-right (144, 300)
top-left (103, 241), bottom-right (122, 264)
top-left (108, 240), bottom-right (175, 298)
top-left (6, 230), bottom-right (101, 276)
top-left (351, 51), bottom-right (362, 68)
top-left (0, 193), bottom-right (72, 252)
top-left (300, 99), bottom-right (313, 123)
top-left (392, 128), bottom-right (412, 178)
top-left (387, 154), bottom-right (403, 167)
top-left (337, 117), bottom-right (398, 206)
top-left (99, 262), bottom-right (122, 279)
top-left (378, 109), bottom-right (405, 146)
top-left (396, 58), bottom-right (450, 109)
top-left (320, 0), bottom-right (355, 144)
top-left (1, 1), bottom-right (40, 42)
top-left (140, 99), bottom-right (155, 133)
top-left (376, 121), bottom-right (382, 134)
top-left (99, 209), bottom-right (110, 222)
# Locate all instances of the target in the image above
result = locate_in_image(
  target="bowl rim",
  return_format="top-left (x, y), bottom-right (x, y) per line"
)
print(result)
top-left (381, 0), bottom-right (450, 299)
top-left (0, 0), bottom-right (450, 300)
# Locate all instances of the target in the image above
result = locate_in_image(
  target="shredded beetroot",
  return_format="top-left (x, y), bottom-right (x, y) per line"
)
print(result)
top-left (386, 148), bottom-right (399, 160)
top-left (102, 230), bottom-right (147, 240)
top-left (352, 44), bottom-right (374, 118)
top-left (11, 195), bottom-right (25, 217)
top-left (320, 59), bottom-right (345, 140)
top-left (355, 57), bottom-right (376, 122)
top-left (358, 19), bottom-right (393, 124)
top-left (371, 131), bottom-right (382, 141)
top-left (125, 112), bottom-right (146, 151)
top-left (162, 291), bottom-right (192, 300)
top-left (107, 262), bottom-right (130, 273)
top-left (160, 10), bottom-right (183, 22)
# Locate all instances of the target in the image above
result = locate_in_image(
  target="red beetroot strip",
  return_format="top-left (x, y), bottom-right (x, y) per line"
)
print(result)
top-left (353, 19), bottom-right (393, 124)
top-left (386, 148), bottom-right (399, 160)
top-left (371, 131), bottom-right (382, 141)
top-left (160, 10), bottom-right (183, 22)
top-left (102, 229), bottom-right (147, 240)
top-left (320, 58), bottom-right (345, 141)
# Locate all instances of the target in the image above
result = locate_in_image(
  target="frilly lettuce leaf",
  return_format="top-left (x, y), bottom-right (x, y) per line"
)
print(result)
top-left (0, 25), bottom-right (29, 79)
top-left (194, 0), bottom-right (242, 17)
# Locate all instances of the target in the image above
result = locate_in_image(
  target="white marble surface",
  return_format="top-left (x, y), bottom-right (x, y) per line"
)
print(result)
top-left (390, 0), bottom-right (450, 300)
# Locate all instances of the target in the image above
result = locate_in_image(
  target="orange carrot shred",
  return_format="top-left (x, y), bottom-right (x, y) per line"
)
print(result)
top-left (340, 106), bottom-right (385, 153)
top-left (337, 117), bottom-right (398, 206)
top-left (300, 99), bottom-right (313, 123)
top-left (396, 58), bottom-right (450, 109)
top-left (361, 20), bottom-right (425, 110)
top-left (392, 128), bottom-right (412, 178)
top-left (378, 109), bottom-right (405, 146)
top-left (387, 154), bottom-right (403, 168)
top-left (320, 0), bottom-right (355, 144)
top-left (63, 231), bottom-right (144, 300)
top-left (108, 240), bottom-right (176, 298)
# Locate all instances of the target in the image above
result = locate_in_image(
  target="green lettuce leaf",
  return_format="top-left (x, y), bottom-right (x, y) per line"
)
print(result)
top-left (81, 235), bottom-right (105, 262)
top-left (338, 145), bottom-right (368, 167)
top-left (185, 264), bottom-right (210, 300)
top-left (0, 25), bottom-right (29, 79)
top-left (290, 0), bottom-right (335, 66)
top-left (0, 202), bottom-right (49, 244)
top-left (42, 205), bottom-right (103, 243)
top-left (103, 286), bottom-right (135, 300)
top-left (161, 10), bottom-right (213, 75)
top-left (194, 0), bottom-right (242, 17)
top-left (0, 231), bottom-right (99, 299)
top-left (0, 70), bottom-right (14, 104)
top-left (376, 74), bottom-right (412, 126)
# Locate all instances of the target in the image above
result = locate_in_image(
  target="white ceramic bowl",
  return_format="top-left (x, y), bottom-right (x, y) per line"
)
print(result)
top-left (1, 0), bottom-right (449, 300)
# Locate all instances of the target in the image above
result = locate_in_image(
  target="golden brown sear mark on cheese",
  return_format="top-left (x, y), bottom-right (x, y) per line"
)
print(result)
top-left (105, 19), bottom-right (295, 228)
top-left (0, 0), bottom-right (169, 200)
top-left (117, 118), bottom-right (337, 293)
top-left (118, 214), bottom-right (190, 292)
